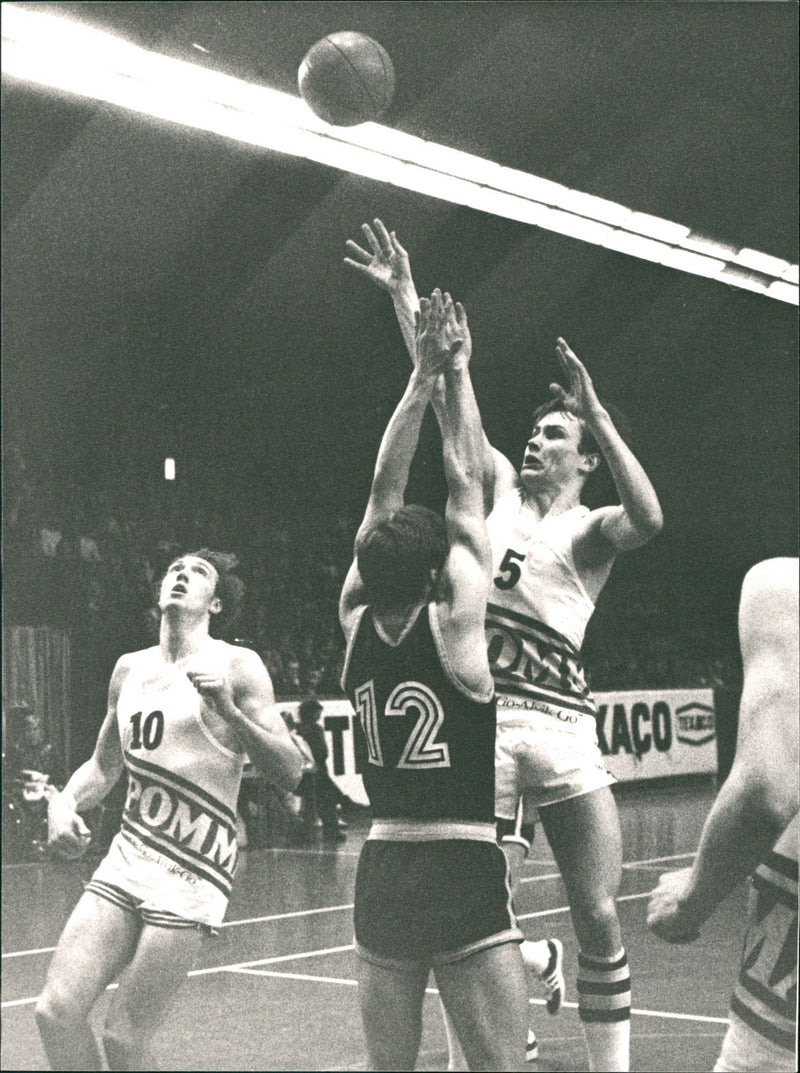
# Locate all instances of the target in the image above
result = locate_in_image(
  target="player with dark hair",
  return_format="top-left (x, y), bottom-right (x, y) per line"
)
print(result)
top-left (340, 290), bottom-right (528, 1071)
top-left (36, 551), bottom-right (303, 1071)
top-left (345, 220), bottom-right (664, 1071)
top-left (648, 558), bottom-right (798, 1072)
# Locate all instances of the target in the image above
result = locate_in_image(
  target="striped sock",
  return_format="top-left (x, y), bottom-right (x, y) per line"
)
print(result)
top-left (577, 948), bottom-right (631, 1072)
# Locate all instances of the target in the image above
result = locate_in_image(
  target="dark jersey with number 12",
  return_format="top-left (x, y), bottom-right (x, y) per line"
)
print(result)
top-left (342, 602), bottom-right (496, 823)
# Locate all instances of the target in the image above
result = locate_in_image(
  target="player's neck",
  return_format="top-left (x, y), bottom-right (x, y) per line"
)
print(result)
top-left (520, 481), bottom-right (581, 519)
top-left (159, 614), bottom-right (212, 662)
top-left (371, 600), bottom-right (425, 644)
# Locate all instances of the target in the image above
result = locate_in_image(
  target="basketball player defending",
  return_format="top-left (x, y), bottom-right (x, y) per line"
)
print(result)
top-left (36, 550), bottom-right (304, 1071)
top-left (345, 220), bottom-right (664, 1071)
top-left (648, 557), bottom-right (798, 1072)
top-left (340, 289), bottom-right (528, 1071)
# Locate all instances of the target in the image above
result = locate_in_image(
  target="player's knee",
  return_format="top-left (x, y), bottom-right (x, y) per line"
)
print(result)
top-left (572, 892), bottom-right (620, 941)
top-left (35, 988), bottom-right (80, 1037)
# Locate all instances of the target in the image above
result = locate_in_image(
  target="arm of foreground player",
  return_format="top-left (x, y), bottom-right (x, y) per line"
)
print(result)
top-left (647, 559), bottom-right (799, 942)
top-left (48, 656), bottom-right (128, 858)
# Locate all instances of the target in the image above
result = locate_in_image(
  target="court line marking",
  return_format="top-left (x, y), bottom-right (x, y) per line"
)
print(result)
top-left (220, 967), bottom-right (730, 1026)
top-left (518, 889), bottom-right (650, 920)
top-left (0, 851), bottom-right (696, 960)
top-left (1, 944), bottom-right (355, 1008)
top-left (189, 943), bottom-right (354, 977)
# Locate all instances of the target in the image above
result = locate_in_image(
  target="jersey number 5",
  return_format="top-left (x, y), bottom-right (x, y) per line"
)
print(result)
top-left (355, 681), bottom-right (451, 769)
top-left (494, 548), bottom-right (525, 590)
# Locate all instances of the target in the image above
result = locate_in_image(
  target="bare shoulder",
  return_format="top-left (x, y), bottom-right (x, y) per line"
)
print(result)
top-left (112, 647), bottom-right (152, 681)
top-left (741, 557), bottom-right (799, 606)
top-left (740, 558), bottom-right (799, 645)
top-left (217, 641), bottom-right (268, 678)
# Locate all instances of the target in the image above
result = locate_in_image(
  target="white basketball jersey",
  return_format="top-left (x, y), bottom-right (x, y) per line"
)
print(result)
top-left (115, 641), bottom-right (245, 905)
top-left (725, 812), bottom-right (798, 1070)
top-left (486, 491), bottom-right (596, 716)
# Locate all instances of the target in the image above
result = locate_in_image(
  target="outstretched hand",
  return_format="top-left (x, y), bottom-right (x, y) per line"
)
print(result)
top-left (548, 338), bottom-right (605, 424)
top-left (415, 290), bottom-right (469, 376)
top-left (344, 218), bottom-right (413, 295)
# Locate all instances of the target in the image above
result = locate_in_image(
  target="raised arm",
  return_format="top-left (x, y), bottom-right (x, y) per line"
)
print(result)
top-left (344, 219), bottom-right (515, 512)
top-left (552, 338), bottom-right (663, 560)
top-left (339, 290), bottom-right (452, 631)
top-left (433, 298), bottom-right (495, 692)
top-left (47, 655), bottom-right (129, 859)
top-left (647, 557), bottom-right (799, 942)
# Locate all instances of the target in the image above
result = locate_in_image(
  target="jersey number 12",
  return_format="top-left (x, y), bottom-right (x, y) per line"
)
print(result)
top-left (355, 680), bottom-right (451, 769)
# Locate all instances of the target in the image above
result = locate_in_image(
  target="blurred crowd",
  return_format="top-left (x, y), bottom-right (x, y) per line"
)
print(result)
top-left (3, 440), bottom-right (740, 702)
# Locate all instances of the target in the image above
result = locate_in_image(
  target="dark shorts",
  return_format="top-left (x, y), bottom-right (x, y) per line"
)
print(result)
top-left (354, 838), bottom-right (522, 971)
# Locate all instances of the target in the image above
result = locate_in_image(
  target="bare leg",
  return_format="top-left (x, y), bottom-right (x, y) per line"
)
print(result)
top-left (35, 893), bottom-right (141, 1071)
top-left (357, 956), bottom-right (429, 1071)
top-left (539, 787), bottom-right (622, 957)
top-left (540, 787), bottom-right (630, 1071)
top-left (435, 942), bottom-right (528, 1072)
top-left (102, 924), bottom-right (203, 1070)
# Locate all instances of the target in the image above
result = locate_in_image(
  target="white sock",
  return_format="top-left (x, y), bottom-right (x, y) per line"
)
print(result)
top-left (577, 948), bottom-right (631, 1072)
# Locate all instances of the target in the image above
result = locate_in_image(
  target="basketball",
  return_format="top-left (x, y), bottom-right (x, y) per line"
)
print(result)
top-left (298, 32), bottom-right (395, 127)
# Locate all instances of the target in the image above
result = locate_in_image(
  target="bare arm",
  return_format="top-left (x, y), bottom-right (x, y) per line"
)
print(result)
top-left (344, 219), bottom-right (513, 512)
top-left (47, 655), bottom-right (129, 858)
top-left (553, 339), bottom-right (663, 560)
top-left (432, 300), bottom-right (494, 694)
top-left (187, 648), bottom-right (303, 793)
top-left (438, 301), bottom-right (492, 596)
top-left (647, 557), bottom-right (800, 942)
top-left (339, 292), bottom-right (447, 632)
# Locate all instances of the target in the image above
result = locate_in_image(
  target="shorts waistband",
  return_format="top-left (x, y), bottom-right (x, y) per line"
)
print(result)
top-left (368, 820), bottom-right (497, 843)
top-left (496, 693), bottom-right (595, 723)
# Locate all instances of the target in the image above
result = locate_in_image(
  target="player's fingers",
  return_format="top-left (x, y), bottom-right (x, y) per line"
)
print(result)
top-left (373, 218), bottom-right (393, 256)
top-left (556, 336), bottom-right (576, 357)
top-left (455, 301), bottom-right (468, 328)
top-left (361, 222), bottom-right (381, 255)
top-left (390, 231), bottom-right (407, 255)
top-left (549, 382), bottom-right (568, 400)
top-left (343, 259), bottom-right (376, 278)
top-left (344, 240), bottom-right (372, 262)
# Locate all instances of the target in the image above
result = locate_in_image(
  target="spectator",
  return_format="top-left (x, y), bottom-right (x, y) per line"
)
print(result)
top-left (295, 698), bottom-right (346, 842)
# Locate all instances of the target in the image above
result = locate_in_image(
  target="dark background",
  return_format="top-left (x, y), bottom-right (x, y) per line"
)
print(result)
top-left (3, 2), bottom-right (798, 760)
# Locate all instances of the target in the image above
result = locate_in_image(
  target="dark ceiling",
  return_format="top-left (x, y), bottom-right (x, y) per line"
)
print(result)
top-left (2, 1), bottom-right (798, 575)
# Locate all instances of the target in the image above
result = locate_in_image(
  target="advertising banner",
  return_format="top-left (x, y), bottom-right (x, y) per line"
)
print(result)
top-left (282, 687), bottom-right (716, 805)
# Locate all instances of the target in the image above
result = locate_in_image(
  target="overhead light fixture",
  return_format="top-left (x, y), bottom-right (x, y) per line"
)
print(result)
top-left (734, 248), bottom-right (792, 277)
top-left (2, 4), bottom-right (797, 305)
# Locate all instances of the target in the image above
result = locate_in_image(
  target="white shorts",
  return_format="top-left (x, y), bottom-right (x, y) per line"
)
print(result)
top-left (89, 829), bottom-right (230, 928)
top-left (714, 1012), bottom-right (798, 1073)
top-left (495, 698), bottom-right (614, 822)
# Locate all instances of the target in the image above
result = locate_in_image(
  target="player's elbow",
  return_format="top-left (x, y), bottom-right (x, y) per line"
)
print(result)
top-left (733, 762), bottom-right (799, 834)
top-left (638, 504), bottom-right (664, 542)
top-left (281, 745), bottom-right (305, 794)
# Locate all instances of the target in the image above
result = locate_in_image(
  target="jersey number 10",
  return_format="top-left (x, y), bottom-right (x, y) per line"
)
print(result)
top-left (129, 710), bottom-right (165, 750)
top-left (355, 681), bottom-right (451, 770)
